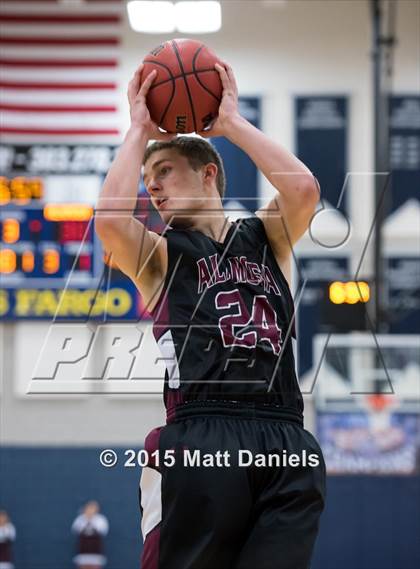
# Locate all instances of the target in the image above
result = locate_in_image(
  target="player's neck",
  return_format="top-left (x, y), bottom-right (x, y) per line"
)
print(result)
top-left (191, 213), bottom-right (232, 242)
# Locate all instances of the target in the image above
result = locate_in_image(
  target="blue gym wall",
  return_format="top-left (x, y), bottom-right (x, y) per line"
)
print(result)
top-left (1, 447), bottom-right (419, 569)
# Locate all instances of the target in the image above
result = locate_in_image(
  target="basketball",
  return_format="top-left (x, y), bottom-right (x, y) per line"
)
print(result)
top-left (142, 39), bottom-right (223, 134)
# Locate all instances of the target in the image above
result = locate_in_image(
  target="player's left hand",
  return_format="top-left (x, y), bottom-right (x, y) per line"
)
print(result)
top-left (197, 62), bottom-right (242, 138)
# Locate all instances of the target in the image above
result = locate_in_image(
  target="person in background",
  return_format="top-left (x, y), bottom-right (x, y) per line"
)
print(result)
top-left (0, 510), bottom-right (16, 569)
top-left (72, 501), bottom-right (109, 569)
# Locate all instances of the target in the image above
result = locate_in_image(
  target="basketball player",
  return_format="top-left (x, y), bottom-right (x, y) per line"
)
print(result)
top-left (96, 62), bottom-right (326, 569)
top-left (0, 511), bottom-right (16, 569)
top-left (72, 501), bottom-right (109, 569)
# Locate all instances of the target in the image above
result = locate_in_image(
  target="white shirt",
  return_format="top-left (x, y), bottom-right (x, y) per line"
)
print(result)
top-left (72, 514), bottom-right (109, 536)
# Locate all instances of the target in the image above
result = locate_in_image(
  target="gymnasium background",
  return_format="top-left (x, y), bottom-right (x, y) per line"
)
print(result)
top-left (1, 1), bottom-right (419, 568)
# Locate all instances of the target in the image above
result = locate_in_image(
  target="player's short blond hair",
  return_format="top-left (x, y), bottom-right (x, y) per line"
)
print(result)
top-left (143, 136), bottom-right (226, 198)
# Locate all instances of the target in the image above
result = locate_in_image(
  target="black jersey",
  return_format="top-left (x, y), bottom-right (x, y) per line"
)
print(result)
top-left (150, 216), bottom-right (303, 418)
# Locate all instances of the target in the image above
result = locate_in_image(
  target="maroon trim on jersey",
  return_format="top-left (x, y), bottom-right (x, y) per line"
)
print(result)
top-left (150, 283), bottom-right (168, 319)
top-left (141, 523), bottom-right (160, 569)
top-left (149, 286), bottom-right (166, 319)
top-left (149, 238), bottom-right (183, 342)
top-left (165, 389), bottom-right (185, 421)
top-left (144, 427), bottom-right (163, 469)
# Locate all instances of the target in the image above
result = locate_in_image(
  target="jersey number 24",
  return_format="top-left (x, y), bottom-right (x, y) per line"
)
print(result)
top-left (215, 289), bottom-right (283, 356)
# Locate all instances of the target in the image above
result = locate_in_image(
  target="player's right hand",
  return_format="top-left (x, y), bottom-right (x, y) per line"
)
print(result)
top-left (127, 64), bottom-right (174, 141)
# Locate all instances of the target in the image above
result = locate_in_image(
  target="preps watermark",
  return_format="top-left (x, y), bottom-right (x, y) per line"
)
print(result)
top-left (100, 448), bottom-right (320, 468)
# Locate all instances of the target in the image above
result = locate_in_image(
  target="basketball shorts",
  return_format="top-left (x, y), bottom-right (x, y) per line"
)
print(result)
top-left (139, 401), bottom-right (326, 569)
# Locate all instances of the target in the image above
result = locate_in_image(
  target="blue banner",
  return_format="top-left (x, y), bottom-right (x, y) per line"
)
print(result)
top-left (389, 95), bottom-right (420, 212)
top-left (295, 96), bottom-right (348, 211)
top-left (212, 97), bottom-right (261, 213)
top-left (388, 256), bottom-right (420, 333)
top-left (297, 256), bottom-right (349, 376)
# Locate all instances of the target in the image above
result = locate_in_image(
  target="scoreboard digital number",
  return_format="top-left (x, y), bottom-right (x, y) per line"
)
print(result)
top-left (0, 175), bottom-right (43, 204)
top-left (0, 177), bottom-right (98, 286)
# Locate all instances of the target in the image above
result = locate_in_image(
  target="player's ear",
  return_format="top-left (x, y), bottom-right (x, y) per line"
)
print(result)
top-left (204, 163), bottom-right (218, 182)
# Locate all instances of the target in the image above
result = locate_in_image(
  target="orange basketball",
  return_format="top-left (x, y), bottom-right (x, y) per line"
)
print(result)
top-left (142, 39), bottom-right (223, 134)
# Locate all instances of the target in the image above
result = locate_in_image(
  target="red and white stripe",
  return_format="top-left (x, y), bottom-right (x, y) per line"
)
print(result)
top-left (0, 0), bottom-right (123, 143)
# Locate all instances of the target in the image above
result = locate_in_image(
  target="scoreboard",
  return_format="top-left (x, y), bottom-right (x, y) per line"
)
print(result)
top-left (0, 186), bottom-right (141, 320)
top-left (0, 146), bottom-right (144, 321)
top-left (0, 176), bottom-right (98, 286)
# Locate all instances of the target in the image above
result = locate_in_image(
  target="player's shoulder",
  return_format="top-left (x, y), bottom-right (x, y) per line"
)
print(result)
top-left (148, 229), bottom-right (167, 241)
top-left (233, 215), bottom-right (268, 243)
top-left (235, 214), bottom-right (265, 231)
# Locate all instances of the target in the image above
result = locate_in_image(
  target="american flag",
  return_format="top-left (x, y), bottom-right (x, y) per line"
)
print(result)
top-left (0, 0), bottom-right (123, 144)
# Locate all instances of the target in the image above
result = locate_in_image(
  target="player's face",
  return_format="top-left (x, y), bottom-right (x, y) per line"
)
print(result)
top-left (143, 149), bottom-right (209, 227)
top-left (84, 501), bottom-right (99, 517)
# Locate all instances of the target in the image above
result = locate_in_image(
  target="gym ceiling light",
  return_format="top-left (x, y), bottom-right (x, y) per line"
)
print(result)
top-left (127, 1), bottom-right (222, 34)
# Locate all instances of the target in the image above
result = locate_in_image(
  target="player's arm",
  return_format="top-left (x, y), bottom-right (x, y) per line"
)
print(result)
top-left (231, 117), bottom-right (318, 269)
top-left (199, 63), bottom-right (319, 272)
top-left (95, 65), bottom-right (173, 289)
top-left (96, 126), bottom-right (162, 287)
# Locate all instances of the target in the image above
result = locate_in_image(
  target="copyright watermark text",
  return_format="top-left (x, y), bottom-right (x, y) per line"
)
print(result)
top-left (100, 448), bottom-right (320, 468)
